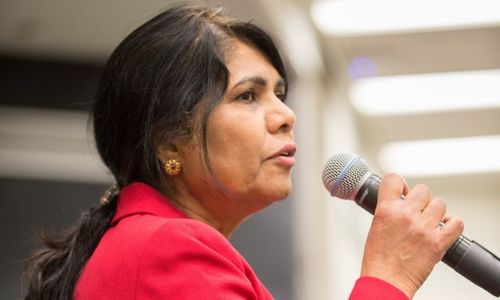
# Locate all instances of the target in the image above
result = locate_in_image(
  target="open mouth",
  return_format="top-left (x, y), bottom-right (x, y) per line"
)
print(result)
top-left (275, 143), bottom-right (296, 158)
top-left (278, 151), bottom-right (293, 157)
top-left (268, 143), bottom-right (297, 167)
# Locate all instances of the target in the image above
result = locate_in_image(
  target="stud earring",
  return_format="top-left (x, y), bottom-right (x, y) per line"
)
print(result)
top-left (164, 159), bottom-right (182, 176)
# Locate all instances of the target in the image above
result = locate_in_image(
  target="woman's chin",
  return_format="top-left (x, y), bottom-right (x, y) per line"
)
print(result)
top-left (267, 183), bottom-right (292, 202)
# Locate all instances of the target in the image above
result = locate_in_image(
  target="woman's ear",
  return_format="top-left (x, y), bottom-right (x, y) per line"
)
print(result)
top-left (157, 142), bottom-right (185, 177)
top-left (156, 143), bottom-right (179, 165)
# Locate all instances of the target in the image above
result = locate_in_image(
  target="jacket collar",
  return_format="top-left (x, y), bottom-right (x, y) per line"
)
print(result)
top-left (111, 182), bottom-right (187, 225)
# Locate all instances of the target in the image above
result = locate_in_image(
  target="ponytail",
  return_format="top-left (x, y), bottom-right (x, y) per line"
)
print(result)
top-left (24, 197), bottom-right (117, 300)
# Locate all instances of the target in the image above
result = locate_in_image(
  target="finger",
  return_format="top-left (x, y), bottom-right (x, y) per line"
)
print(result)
top-left (378, 173), bottom-right (409, 205)
top-left (405, 184), bottom-right (432, 214)
top-left (421, 197), bottom-right (447, 227)
top-left (438, 215), bottom-right (465, 250)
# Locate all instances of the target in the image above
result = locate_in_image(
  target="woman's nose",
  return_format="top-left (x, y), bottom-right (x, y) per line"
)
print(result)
top-left (266, 97), bottom-right (296, 134)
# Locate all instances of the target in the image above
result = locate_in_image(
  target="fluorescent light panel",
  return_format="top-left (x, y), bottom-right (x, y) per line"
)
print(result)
top-left (311, 0), bottom-right (500, 36)
top-left (378, 135), bottom-right (500, 176)
top-left (349, 69), bottom-right (500, 115)
top-left (0, 106), bottom-right (112, 184)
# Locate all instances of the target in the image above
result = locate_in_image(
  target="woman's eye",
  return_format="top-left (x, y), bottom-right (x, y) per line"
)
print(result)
top-left (275, 91), bottom-right (286, 102)
top-left (237, 90), bottom-right (257, 102)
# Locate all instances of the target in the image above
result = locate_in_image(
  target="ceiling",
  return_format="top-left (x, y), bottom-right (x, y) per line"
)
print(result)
top-left (0, 0), bottom-right (270, 62)
top-left (1, 0), bottom-right (499, 194)
top-left (310, 2), bottom-right (500, 199)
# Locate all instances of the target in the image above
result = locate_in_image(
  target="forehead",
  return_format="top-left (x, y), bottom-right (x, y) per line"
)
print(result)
top-left (226, 41), bottom-right (281, 85)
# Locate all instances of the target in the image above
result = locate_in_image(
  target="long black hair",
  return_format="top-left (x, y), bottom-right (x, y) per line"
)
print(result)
top-left (24, 5), bottom-right (288, 299)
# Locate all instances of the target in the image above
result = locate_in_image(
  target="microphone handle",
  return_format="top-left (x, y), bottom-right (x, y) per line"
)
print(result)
top-left (353, 173), bottom-right (500, 297)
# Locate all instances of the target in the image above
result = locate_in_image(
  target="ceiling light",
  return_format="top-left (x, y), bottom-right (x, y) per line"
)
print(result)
top-left (378, 135), bottom-right (500, 176)
top-left (349, 69), bottom-right (500, 115)
top-left (311, 0), bottom-right (500, 36)
top-left (0, 106), bottom-right (111, 183)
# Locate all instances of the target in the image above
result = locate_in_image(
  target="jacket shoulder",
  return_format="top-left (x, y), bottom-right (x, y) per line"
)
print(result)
top-left (135, 217), bottom-right (257, 299)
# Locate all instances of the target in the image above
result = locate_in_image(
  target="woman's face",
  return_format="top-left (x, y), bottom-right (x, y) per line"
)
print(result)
top-left (175, 40), bottom-right (296, 219)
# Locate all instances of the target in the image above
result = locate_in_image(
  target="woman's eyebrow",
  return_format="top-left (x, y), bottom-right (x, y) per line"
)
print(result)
top-left (232, 76), bottom-right (286, 89)
top-left (232, 76), bottom-right (267, 89)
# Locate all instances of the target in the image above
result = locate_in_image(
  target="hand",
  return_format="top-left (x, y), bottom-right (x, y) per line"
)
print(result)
top-left (360, 173), bottom-right (464, 299)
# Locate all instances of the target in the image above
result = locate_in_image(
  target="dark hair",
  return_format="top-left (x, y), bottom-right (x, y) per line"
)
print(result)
top-left (24, 5), bottom-right (288, 300)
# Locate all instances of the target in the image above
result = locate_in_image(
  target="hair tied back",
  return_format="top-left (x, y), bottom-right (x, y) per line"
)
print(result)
top-left (99, 184), bottom-right (121, 206)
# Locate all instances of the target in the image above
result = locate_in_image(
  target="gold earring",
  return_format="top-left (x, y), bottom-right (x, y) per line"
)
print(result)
top-left (164, 159), bottom-right (182, 176)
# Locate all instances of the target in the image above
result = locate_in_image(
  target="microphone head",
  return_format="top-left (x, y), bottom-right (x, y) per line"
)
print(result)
top-left (322, 153), bottom-right (370, 199)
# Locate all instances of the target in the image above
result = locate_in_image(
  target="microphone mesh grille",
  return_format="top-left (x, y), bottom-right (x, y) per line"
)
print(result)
top-left (322, 153), bottom-right (370, 199)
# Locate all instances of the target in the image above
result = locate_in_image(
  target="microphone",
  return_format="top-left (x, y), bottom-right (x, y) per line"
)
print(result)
top-left (322, 153), bottom-right (500, 297)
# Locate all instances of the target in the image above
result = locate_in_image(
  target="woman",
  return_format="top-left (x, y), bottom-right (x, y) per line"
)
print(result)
top-left (24, 5), bottom-right (463, 300)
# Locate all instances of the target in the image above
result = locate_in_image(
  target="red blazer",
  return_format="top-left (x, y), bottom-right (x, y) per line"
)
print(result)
top-left (75, 182), bottom-right (408, 300)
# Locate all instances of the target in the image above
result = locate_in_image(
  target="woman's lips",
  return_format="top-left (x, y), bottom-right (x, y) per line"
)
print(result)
top-left (268, 142), bottom-right (297, 167)
top-left (270, 155), bottom-right (296, 167)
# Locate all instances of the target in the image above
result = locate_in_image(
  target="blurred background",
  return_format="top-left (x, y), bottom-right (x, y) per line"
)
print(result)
top-left (1, 0), bottom-right (499, 299)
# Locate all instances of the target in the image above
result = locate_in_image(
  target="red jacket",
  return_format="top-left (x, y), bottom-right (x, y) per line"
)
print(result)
top-left (75, 182), bottom-right (408, 300)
